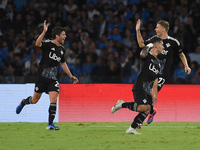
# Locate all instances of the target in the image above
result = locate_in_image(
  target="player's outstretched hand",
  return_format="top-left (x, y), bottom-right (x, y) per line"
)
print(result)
top-left (71, 76), bottom-right (79, 84)
top-left (185, 66), bottom-right (191, 75)
top-left (136, 19), bottom-right (141, 31)
top-left (43, 20), bottom-right (49, 33)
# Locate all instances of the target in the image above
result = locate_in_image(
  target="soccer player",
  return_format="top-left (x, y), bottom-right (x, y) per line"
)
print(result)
top-left (16, 20), bottom-right (79, 130)
top-left (111, 36), bottom-right (164, 134)
top-left (136, 19), bottom-right (191, 124)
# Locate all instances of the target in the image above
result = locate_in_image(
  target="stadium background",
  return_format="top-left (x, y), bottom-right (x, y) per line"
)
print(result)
top-left (0, 0), bottom-right (200, 84)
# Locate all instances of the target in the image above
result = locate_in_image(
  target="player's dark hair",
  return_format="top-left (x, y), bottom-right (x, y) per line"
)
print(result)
top-left (52, 26), bottom-right (65, 39)
top-left (157, 20), bottom-right (169, 32)
top-left (150, 35), bottom-right (163, 44)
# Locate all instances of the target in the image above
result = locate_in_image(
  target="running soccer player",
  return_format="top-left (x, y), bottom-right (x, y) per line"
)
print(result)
top-left (136, 19), bottom-right (191, 125)
top-left (16, 20), bottom-right (79, 130)
top-left (111, 36), bottom-right (164, 134)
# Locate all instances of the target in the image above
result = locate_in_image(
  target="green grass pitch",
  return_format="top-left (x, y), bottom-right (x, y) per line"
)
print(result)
top-left (0, 122), bottom-right (200, 150)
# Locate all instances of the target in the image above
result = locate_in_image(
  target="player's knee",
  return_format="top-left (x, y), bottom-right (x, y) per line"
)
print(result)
top-left (137, 105), bottom-right (147, 112)
top-left (50, 97), bottom-right (58, 103)
top-left (137, 104), bottom-right (151, 113)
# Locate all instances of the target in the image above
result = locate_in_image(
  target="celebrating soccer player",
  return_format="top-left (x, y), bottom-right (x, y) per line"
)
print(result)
top-left (16, 20), bottom-right (78, 130)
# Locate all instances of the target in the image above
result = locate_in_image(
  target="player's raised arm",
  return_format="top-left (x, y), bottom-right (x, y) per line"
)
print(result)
top-left (35, 20), bottom-right (49, 47)
top-left (140, 43), bottom-right (153, 59)
top-left (136, 19), bottom-right (145, 48)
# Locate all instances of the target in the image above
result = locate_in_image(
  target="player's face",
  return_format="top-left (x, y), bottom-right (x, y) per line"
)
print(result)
top-left (58, 31), bottom-right (67, 44)
top-left (155, 24), bottom-right (164, 37)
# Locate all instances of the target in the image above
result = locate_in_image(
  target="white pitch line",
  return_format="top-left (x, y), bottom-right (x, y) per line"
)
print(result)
top-left (87, 125), bottom-right (197, 128)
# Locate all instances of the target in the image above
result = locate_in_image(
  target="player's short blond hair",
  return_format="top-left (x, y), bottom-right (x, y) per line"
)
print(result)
top-left (157, 20), bottom-right (169, 32)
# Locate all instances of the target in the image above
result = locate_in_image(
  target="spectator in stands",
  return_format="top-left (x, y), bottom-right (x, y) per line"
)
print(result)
top-left (82, 54), bottom-right (96, 76)
top-left (25, 63), bottom-right (38, 83)
top-left (5, 2), bottom-right (16, 26)
top-left (64, 0), bottom-right (78, 15)
top-left (119, 54), bottom-right (131, 78)
top-left (98, 34), bottom-right (108, 50)
top-left (25, 52), bottom-right (40, 75)
top-left (108, 15), bottom-right (124, 32)
top-left (12, 54), bottom-right (25, 76)
top-left (127, 50), bottom-right (139, 73)
top-left (93, 13), bottom-right (108, 40)
top-left (108, 27), bottom-right (122, 43)
top-left (0, 40), bottom-right (9, 59)
top-left (91, 57), bottom-right (106, 83)
top-left (13, 0), bottom-right (27, 12)
top-left (57, 3), bottom-right (67, 26)
top-left (173, 61), bottom-right (192, 84)
top-left (71, 57), bottom-right (83, 78)
top-left (13, 38), bottom-right (27, 56)
top-left (188, 45), bottom-right (200, 65)
top-left (122, 29), bottom-right (133, 48)
top-left (191, 65), bottom-right (200, 84)
top-left (87, 1), bottom-right (100, 21)
top-left (105, 60), bottom-right (121, 83)
top-left (34, 0), bottom-right (48, 18)
top-left (5, 66), bottom-right (15, 83)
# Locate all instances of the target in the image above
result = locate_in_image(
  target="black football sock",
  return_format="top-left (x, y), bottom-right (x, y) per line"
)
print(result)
top-left (131, 112), bottom-right (147, 129)
top-left (122, 102), bottom-right (138, 111)
top-left (48, 103), bottom-right (57, 125)
top-left (150, 105), bottom-right (154, 114)
top-left (22, 96), bottom-right (32, 105)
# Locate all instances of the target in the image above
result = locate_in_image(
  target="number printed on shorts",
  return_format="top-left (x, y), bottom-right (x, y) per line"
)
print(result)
top-left (55, 81), bottom-right (59, 87)
top-left (158, 77), bottom-right (165, 87)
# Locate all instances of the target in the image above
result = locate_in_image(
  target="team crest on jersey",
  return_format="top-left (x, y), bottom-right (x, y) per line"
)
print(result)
top-left (166, 43), bottom-right (170, 47)
top-left (143, 99), bottom-right (147, 103)
top-left (60, 50), bottom-right (64, 55)
top-left (51, 48), bottom-right (55, 51)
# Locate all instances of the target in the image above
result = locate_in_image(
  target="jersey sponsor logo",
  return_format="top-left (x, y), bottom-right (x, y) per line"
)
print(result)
top-left (161, 49), bottom-right (169, 55)
top-left (149, 63), bottom-right (159, 74)
top-left (49, 52), bottom-right (61, 62)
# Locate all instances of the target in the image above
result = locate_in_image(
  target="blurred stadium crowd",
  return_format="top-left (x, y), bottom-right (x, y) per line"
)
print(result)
top-left (0, 0), bottom-right (200, 84)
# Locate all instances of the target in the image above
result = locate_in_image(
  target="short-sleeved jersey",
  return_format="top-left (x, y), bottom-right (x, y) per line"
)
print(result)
top-left (37, 40), bottom-right (65, 80)
top-left (132, 52), bottom-right (161, 96)
top-left (145, 36), bottom-right (182, 79)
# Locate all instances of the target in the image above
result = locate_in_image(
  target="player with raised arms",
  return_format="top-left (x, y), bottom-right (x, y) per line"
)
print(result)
top-left (16, 20), bottom-right (79, 130)
top-left (136, 19), bottom-right (191, 125)
top-left (111, 36), bottom-right (164, 134)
